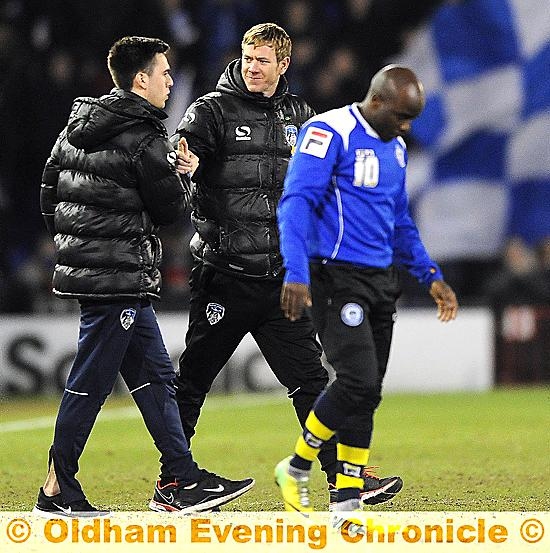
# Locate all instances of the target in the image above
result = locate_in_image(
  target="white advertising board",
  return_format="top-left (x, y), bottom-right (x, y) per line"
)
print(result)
top-left (0, 308), bottom-right (494, 397)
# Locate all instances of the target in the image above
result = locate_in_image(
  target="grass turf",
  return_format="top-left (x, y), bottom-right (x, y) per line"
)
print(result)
top-left (1, 386), bottom-right (549, 511)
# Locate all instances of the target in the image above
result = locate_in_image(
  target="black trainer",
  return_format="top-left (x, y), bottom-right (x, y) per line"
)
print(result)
top-left (329, 468), bottom-right (403, 507)
top-left (149, 470), bottom-right (255, 513)
top-left (32, 487), bottom-right (110, 518)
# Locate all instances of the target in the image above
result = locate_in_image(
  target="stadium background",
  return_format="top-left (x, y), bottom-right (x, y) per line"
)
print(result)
top-left (0, 0), bottom-right (549, 395)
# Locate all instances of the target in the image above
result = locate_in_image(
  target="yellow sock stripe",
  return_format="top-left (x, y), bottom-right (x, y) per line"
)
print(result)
top-left (305, 412), bottom-right (334, 441)
top-left (336, 473), bottom-right (364, 490)
top-left (295, 435), bottom-right (320, 461)
top-left (336, 444), bottom-right (370, 490)
top-left (337, 444), bottom-right (370, 466)
top-left (294, 412), bottom-right (336, 461)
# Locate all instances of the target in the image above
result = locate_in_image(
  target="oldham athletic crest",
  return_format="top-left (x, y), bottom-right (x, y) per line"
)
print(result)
top-left (120, 308), bottom-right (137, 330)
top-left (206, 303), bottom-right (225, 325)
top-left (284, 125), bottom-right (298, 152)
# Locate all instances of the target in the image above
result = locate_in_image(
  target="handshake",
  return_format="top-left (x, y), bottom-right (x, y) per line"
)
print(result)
top-left (176, 137), bottom-right (199, 176)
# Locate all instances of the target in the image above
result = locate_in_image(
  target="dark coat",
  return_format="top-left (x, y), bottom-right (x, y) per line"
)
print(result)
top-left (40, 89), bottom-right (192, 300)
top-left (174, 59), bottom-right (314, 278)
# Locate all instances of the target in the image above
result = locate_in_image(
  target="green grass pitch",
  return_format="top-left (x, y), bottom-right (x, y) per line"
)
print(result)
top-left (1, 386), bottom-right (549, 511)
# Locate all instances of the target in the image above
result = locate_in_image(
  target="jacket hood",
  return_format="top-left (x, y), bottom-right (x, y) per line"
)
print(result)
top-left (216, 59), bottom-right (289, 107)
top-left (66, 89), bottom-right (167, 150)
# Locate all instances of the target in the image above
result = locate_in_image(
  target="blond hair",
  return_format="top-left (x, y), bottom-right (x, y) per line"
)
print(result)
top-left (242, 23), bottom-right (291, 62)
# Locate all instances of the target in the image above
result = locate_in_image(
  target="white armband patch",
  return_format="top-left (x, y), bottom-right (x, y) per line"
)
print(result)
top-left (299, 127), bottom-right (333, 158)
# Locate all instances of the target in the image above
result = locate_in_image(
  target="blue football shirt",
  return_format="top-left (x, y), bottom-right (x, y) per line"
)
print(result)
top-left (278, 103), bottom-right (443, 286)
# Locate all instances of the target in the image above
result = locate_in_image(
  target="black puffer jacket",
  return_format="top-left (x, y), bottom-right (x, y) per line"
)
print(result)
top-left (174, 59), bottom-right (314, 278)
top-left (40, 89), bottom-right (192, 300)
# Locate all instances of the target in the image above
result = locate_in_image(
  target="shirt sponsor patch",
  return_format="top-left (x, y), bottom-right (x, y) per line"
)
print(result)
top-left (299, 126), bottom-right (333, 158)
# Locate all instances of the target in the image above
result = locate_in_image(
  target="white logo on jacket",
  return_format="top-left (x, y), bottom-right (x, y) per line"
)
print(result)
top-left (235, 126), bottom-right (252, 141)
top-left (166, 150), bottom-right (177, 165)
top-left (284, 125), bottom-right (298, 148)
top-left (183, 111), bottom-right (196, 124)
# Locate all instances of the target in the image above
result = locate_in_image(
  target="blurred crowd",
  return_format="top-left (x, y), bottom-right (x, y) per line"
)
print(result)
top-left (1, 0), bottom-right (548, 313)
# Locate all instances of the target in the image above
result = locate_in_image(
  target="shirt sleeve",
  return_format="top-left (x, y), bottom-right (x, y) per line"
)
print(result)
top-left (278, 122), bottom-right (340, 285)
top-left (393, 180), bottom-right (443, 285)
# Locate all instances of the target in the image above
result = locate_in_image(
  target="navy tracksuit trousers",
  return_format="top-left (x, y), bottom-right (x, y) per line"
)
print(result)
top-left (51, 299), bottom-right (200, 504)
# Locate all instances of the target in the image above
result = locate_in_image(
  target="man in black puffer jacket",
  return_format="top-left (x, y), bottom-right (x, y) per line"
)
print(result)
top-left (33, 36), bottom-right (254, 517)
top-left (172, 23), bottom-right (403, 508)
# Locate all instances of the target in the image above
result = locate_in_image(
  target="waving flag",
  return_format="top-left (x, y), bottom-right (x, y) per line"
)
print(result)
top-left (396, 0), bottom-right (550, 260)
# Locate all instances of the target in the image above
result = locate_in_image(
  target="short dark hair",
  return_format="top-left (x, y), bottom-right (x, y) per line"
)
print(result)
top-left (107, 36), bottom-right (169, 90)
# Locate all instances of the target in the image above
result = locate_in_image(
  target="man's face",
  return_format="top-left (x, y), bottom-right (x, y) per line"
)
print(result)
top-left (369, 85), bottom-right (424, 142)
top-left (241, 43), bottom-right (289, 98)
top-left (142, 53), bottom-right (173, 109)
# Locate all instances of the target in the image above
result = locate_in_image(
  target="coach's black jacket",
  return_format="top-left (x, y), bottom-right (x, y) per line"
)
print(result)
top-left (40, 89), bottom-right (192, 300)
top-left (173, 59), bottom-right (314, 278)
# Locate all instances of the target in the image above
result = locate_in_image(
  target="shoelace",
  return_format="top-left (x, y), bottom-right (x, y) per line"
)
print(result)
top-left (297, 478), bottom-right (310, 507)
top-left (362, 466), bottom-right (382, 480)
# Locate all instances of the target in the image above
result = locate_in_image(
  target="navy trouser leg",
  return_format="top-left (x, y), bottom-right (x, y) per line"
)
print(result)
top-left (119, 304), bottom-right (200, 482)
top-left (52, 301), bottom-right (200, 504)
top-left (52, 302), bottom-right (134, 503)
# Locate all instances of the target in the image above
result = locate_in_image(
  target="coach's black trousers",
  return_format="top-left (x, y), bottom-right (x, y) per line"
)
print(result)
top-left (51, 300), bottom-right (200, 504)
top-left (309, 262), bottom-right (400, 449)
top-left (174, 262), bottom-right (338, 481)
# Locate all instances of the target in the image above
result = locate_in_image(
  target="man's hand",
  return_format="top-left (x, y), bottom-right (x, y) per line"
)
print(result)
top-left (429, 280), bottom-right (458, 322)
top-left (280, 282), bottom-right (312, 322)
top-left (176, 137), bottom-right (199, 176)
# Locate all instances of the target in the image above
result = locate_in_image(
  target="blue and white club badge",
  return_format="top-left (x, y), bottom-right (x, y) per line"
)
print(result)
top-left (340, 303), bottom-right (364, 327)
top-left (284, 125), bottom-right (298, 150)
top-left (120, 308), bottom-right (137, 330)
top-left (206, 302), bottom-right (225, 325)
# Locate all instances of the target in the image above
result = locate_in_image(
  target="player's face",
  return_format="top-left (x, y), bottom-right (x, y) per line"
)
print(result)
top-left (371, 87), bottom-right (424, 142)
top-left (142, 53), bottom-right (173, 109)
top-left (241, 44), bottom-right (289, 98)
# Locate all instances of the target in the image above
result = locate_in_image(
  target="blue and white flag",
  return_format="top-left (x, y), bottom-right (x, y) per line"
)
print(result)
top-left (395, 0), bottom-right (550, 260)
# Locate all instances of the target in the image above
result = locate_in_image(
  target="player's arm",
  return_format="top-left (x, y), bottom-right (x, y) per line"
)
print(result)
top-left (278, 122), bottom-right (338, 321)
top-left (393, 182), bottom-right (458, 322)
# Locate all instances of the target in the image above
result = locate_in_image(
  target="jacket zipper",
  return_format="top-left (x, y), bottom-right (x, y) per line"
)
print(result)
top-left (268, 110), bottom-right (279, 276)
